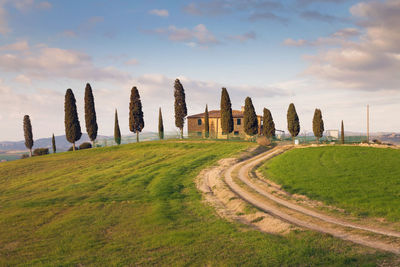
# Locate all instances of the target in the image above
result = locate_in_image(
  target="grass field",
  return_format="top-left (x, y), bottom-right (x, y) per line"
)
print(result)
top-left (261, 146), bottom-right (400, 221)
top-left (0, 141), bottom-right (392, 266)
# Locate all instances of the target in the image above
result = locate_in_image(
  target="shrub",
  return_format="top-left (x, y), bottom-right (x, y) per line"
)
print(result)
top-left (79, 142), bottom-right (92, 150)
top-left (20, 154), bottom-right (29, 159)
top-left (33, 148), bottom-right (49, 156)
top-left (257, 136), bottom-right (272, 146)
top-left (372, 139), bottom-right (382, 144)
top-left (68, 146), bottom-right (79, 151)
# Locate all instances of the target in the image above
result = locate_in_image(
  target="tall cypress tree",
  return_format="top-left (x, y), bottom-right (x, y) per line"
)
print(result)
top-left (129, 86), bottom-right (144, 143)
top-left (262, 108), bottom-right (275, 139)
top-left (23, 115), bottom-right (33, 157)
top-left (158, 107), bottom-right (164, 140)
top-left (52, 133), bottom-right (56, 153)
top-left (84, 83), bottom-right (98, 147)
top-left (204, 104), bottom-right (209, 138)
top-left (243, 97), bottom-right (258, 136)
top-left (64, 88), bottom-right (82, 151)
top-left (341, 120), bottom-right (345, 144)
top-left (287, 103), bottom-right (300, 141)
top-left (312, 108), bottom-right (324, 143)
top-left (174, 79), bottom-right (187, 139)
top-left (220, 87), bottom-right (233, 138)
top-left (114, 109), bottom-right (121, 145)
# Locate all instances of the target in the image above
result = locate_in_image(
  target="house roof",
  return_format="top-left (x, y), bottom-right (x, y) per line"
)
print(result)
top-left (187, 110), bottom-right (261, 119)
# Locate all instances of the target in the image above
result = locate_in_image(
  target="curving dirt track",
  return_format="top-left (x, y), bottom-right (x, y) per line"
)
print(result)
top-left (220, 145), bottom-right (400, 254)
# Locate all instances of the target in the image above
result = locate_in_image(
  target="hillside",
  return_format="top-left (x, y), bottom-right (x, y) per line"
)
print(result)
top-left (261, 146), bottom-right (400, 221)
top-left (0, 141), bottom-right (390, 266)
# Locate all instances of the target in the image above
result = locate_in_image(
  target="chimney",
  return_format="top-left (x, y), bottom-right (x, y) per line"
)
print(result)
top-left (241, 106), bottom-right (245, 112)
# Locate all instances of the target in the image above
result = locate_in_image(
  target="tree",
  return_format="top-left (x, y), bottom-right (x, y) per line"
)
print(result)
top-left (114, 109), bottom-right (121, 145)
top-left (262, 108), bottom-right (275, 139)
top-left (341, 120), bottom-right (345, 144)
top-left (220, 87), bottom-right (233, 138)
top-left (64, 88), bottom-right (82, 151)
top-left (158, 107), bottom-right (164, 140)
top-left (312, 108), bottom-right (324, 143)
top-left (52, 133), bottom-right (56, 153)
top-left (204, 105), bottom-right (209, 138)
top-left (84, 83), bottom-right (98, 147)
top-left (243, 97), bottom-right (258, 136)
top-left (287, 103), bottom-right (300, 141)
top-left (23, 115), bottom-right (33, 157)
top-left (174, 79), bottom-right (187, 139)
top-left (129, 86), bottom-right (144, 143)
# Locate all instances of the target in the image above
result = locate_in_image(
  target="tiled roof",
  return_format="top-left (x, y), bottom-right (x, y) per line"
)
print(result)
top-left (187, 110), bottom-right (261, 119)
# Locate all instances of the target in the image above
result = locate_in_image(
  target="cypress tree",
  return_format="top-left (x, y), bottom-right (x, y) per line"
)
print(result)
top-left (312, 108), bottom-right (324, 143)
top-left (204, 104), bottom-right (209, 138)
top-left (84, 83), bottom-right (98, 147)
top-left (114, 109), bottom-right (121, 145)
top-left (52, 133), bottom-right (56, 153)
top-left (262, 108), bottom-right (275, 139)
top-left (23, 115), bottom-right (33, 157)
top-left (129, 86), bottom-right (144, 143)
top-left (174, 79), bottom-right (187, 139)
top-left (220, 87), bottom-right (233, 138)
top-left (341, 120), bottom-right (345, 144)
top-left (64, 89), bottom-right (82, 151)
top-left (243, 97), bottom-right (258, 136)
top-left (158, 107), bottom-right (164, 140)
top-left (287, 103), bottom-right (300, 141)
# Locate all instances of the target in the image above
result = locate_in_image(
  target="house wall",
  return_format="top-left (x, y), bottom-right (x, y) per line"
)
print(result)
top-left (188, 117), bottom-right (262, 139)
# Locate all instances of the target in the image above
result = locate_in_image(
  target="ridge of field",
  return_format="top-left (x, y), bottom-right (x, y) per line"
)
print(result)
top-left (0, 141), bottom-right (391, 266)
top-left (261, 146), bottom-right (400, 222)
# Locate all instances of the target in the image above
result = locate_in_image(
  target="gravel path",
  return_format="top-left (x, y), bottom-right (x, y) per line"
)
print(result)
top-left (224, 146), bottom-right (400, 254)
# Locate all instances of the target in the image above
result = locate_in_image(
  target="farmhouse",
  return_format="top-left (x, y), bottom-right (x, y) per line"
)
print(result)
top-left (187, 107), bottom-right (263, 139)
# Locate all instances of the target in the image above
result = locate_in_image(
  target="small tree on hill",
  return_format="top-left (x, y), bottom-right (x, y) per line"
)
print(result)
top-left (174, 79), bottom-right (187, 139)
top-left (243, 97), bottom-right (258, 136)
top-left (23, 115), bottom-right (33, 157)
top-left (114, 109), bottom-right (121, 145)
top-left (64, 88), bottom-right (82, 151)
top-left (52, 133), bottom-right (56, 153)
top-left (129, 87), bottom-right (144, 143)
top-left (262, 108), bottom-right (275, 139)
top-left (84, 83), bottom-right (98, 147)
top-left (341, 120), bottom-right (345, 144)
top-left (204, 104), bottom-right (209, 138)
top-left (220, 87), bottom-right (233, 139)
top-left (312, 108), bottom-right (324, 143)
top-left (158, 107), bottom-right (164, 140)
top-left (287, 103), bottom-right (300, 141)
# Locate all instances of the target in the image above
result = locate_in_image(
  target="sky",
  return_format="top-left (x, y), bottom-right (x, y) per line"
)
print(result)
top-left (0, 0), bottom-right (399, 141)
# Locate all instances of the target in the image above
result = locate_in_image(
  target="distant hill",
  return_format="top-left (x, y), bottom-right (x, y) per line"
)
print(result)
top-left (0, 132), bottom-right (181, 152)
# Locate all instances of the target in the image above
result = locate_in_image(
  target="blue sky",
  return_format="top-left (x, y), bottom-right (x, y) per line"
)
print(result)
top-left (0, 0), bottom-right (399, 141)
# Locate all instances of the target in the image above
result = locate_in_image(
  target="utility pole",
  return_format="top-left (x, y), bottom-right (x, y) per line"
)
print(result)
top-left (367, 104), bottom-right (370, 143)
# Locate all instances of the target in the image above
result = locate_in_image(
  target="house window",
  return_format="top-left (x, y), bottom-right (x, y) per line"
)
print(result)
top-left (237, 119), bottom-right (241, 125)
top-left (198, 119), bottom-right (202, 126)
top-left (197, 132), bottom-right (202, 136)
top-left (234, 131), bottom-right (239, 135)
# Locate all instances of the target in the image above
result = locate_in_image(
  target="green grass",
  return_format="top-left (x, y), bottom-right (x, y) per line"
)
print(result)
top-left (261, 146), bottom-right (400, 221)
top-left (0, 141), bottom-right (392, 266)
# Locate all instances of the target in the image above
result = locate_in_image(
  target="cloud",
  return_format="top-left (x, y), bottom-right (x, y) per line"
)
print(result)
top-left (14, 74), bottom-right (31, 84)
top-left (226, 31), bottom-right (256, 42)
top-left (300, 0), bottom-right (400, 91)
top-left (61, 16), bottom-right (104, 38)
top-left (124, 58), bottom-right (139, 65)
top-left (249, 11), bottom-right (288, 23)
top-left (0, 40), bottom-right (29, 51)
top-left (0, 41), bottom-right (131, 83)
top-left (149, 9), bottom-right (169, 17)
top-left (300, 10), bottom-right (340, 23)
top-left (283, 28), bottom-right (360, 47)
top-left (152, 24), bottom-right (219, 47)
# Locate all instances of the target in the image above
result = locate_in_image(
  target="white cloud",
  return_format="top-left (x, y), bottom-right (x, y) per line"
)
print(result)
top-left (152, 24), bottom-right (219, 47)
top-left (226, 31), bottom-right (256, 42)
top-left (124, 58), bottom-right (139, 65)
top-left (149, 9), bottom-right (169, 17)
top-left (0, 41), bottom-right (131, 83)
top-left (14, 74), bottom-right (31, 84)
top-left (0, 40), bottom-right (29, 51)
top-left (288, 0), bottom-right (400, 91)
top-left (284, 28), bottom-right (360, 47)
